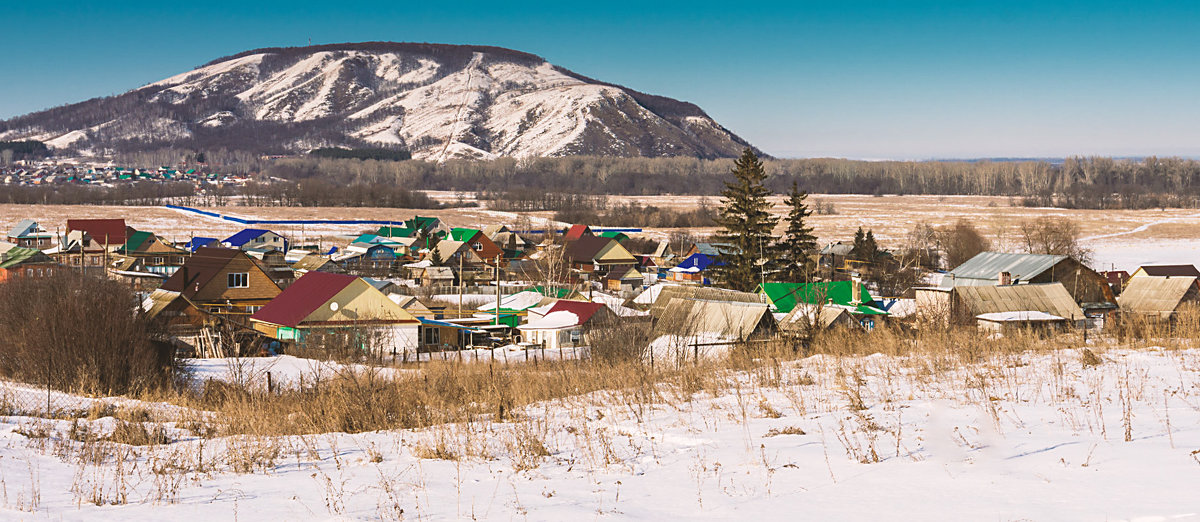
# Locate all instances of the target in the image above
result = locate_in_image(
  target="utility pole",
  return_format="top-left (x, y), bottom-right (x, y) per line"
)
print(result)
top-left (494, 255), bottom-right (501, 326)
top-left (458, 251), bottom-right (464, 319)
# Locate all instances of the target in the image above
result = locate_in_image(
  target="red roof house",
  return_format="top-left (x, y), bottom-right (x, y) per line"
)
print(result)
top-left (564, 224), bottom-right (593, 242)
top-left (67, 219), bottom-right (129, 246)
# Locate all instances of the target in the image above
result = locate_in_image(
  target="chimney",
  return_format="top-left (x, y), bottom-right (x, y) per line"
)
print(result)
top-left (999, 271), bottom-right (1012, 285)
top-left (851, 276), bottom-right (862, 305)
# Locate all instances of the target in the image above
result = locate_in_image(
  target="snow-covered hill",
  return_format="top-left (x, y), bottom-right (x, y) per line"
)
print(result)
top-left (0, 42), bottom-right (758, 160)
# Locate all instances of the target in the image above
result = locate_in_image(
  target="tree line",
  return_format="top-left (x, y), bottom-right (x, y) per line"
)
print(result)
top-left (259, 155), bottom-right (1200, 209)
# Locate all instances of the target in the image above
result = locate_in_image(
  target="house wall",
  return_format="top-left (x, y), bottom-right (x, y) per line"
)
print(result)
top-left (192, 256), bottom-right (281, 304)
top-left (1032, 259), bottom-right (1115, 306)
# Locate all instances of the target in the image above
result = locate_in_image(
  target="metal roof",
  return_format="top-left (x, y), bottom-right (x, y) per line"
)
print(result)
top-left (941, 252), bottom-right (1067, 288)
top-left (653, 299), bottom-right (774, 340)
top-left (954, 282), bottom-right (1083, 319)
top-left (1117, 276), bottom-right (1199, 318)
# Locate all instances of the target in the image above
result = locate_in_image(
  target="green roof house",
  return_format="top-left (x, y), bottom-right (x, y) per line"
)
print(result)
top-left (757, 281), bottom-right (887, 315)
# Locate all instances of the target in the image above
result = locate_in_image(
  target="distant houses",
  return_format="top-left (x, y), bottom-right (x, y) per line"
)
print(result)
top-left (9, 210), bottom-right (1200, 363)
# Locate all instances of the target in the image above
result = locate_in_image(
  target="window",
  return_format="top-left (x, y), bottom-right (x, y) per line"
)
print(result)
top-left (227, 272), bottom-right (249, 288)
top-left (247, 306), bottom-right (262, 313)
top-left (423, 327), bottom-right (440, 346)
top-left (153, 257), bottom-right (165, 265)
top-left (472, 242), bottom-right (482, 251)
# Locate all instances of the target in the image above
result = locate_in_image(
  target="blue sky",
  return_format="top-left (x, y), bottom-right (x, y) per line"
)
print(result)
top-left (4, 1), bottom-right (1199, 159)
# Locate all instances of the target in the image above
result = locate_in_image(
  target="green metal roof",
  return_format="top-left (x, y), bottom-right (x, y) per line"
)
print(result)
top-left (0, 247), bottom-right (46, 269)
top-left (119, 230), bottom-right (154, 254)
top-left (758, 281), bottom-right (886, 315)
top-left (376, 226), bottom-right (415, 238)
top-left (598, 231), bottom-right (630, 242)
top-left (450, 228), bottom-right (480, 242)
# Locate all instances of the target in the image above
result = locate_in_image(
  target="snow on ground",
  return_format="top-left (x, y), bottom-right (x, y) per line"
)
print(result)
top-left (1, 346), bottom-right (1198, 519)
top-left (1090, 239), bottom-right (1200, 273)
top-left (186, 355), bottom-right (410, 390)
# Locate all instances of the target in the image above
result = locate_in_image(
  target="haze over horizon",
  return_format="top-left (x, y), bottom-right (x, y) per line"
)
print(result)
top-left (5, 0), bottom-right (1199, 160)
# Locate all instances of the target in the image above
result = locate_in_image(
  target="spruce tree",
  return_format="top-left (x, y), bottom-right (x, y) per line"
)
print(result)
top-left (775, 181), bottom-right (818, 282)
top-left (712, 148), bottom-right (778, 291)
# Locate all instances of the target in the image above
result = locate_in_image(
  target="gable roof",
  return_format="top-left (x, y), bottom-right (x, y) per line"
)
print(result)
top-left (1117, 276), bottom-right (1200, 317)
top-left (670, 253), bottom-right (720, 273)
top-left (565, 235), bottom-right (614, 263)
top-left (654, 299), bottom-right (775, 340)
top-left (67, 219), bottom-right (127, 245)
top-left (450, 228), bottom-right (481, 242)
top-left (377, 226), bottom-right (417, 238)
top-left (0, 243), bottom-right (51, 268)
top-left (1135, 265), bottom-right (1200, 278)
top-left (250, 272), bottom-right (358, 327)
top-left (404, 216), bottom-right (440, 232)
top-left (942, 252), bottom-right (1068, 288)
top-left (160, 247), bottom-right (244, 297)
top-left (222, 229), bottom-right (274, 247)
top-left (649, 285), bottom-right (764, 317)
top-left (758, 281), bottom-right (885, 315)
top-left (518, 300), bottom-right (607, 330)
top-left (692, 243), bottom-right (739, 256)
top-left (184, 237), bottom-right (219, 252)
top-left (564, 224), bottom-right (592, 242)
top-left (598, 231), bottom-right (629, 242)
top-left (953, 282), bottom-right (1083, 320)
top-left (7, 219), bottom-right (50, 239)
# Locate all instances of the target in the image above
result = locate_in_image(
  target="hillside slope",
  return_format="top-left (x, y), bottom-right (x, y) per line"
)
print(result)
top-left (0, 42), bottom-right (758, 160)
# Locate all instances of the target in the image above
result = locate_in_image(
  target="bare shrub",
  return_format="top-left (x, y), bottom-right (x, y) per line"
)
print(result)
top-left (1019, 216), bottom-right (1093, 265)
top-left (0, 271), bottom-right (179, 395)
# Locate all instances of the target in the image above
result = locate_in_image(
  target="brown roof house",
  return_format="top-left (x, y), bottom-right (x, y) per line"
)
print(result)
top-left (153, 247), bottom-right (283, 325)
top-left (1117, 275), bottom-right (1200, 322)
top-left (940, 252), bottom-right (1116, 313)
top-left (565, 235), bottom-right (636, 279)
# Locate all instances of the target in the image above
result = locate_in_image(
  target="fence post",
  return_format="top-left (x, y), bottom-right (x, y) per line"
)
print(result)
top-left (267, 372), bottom-right (274, 394)
top-left (694, 341), bottom-right (699, 364)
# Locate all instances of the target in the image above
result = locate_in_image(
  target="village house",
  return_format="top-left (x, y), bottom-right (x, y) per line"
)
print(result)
top-left (1116, 275), bottom-right (1200, 323)
top-left (67, 218), bottom-right (129, 248)
top-left (939, 252), bottom-right (1116, 314)
top-left (222, 229), bottom-right (288, 252)
top-left (156, 247), bottom-right (283, 322)
top-left (449, 228), bottom-right (504, 265)
top-left (564, 235), bottom-right (637, 279)
top-left (289, 252), bottom-right (344, 275)
top-left (115, 230), bottom-right (191, 276)
top-left (0, 242), bottom-right (59, 283)
top-left (481, 225), bottom-right (530, 258)
top-left (650, 299), bottom-right (776, 361)
top-left (517, 300), bottom-right (613, 350)
top-left (249, 272), bottom-right (420, 357)
top-left (668, 252), bottom-right (719, 284)
top-left (47, 230), bottom-right (110, 275)
top-left (6, 220), bottom-right (55, 249)
top-left (918, 282), bottom-right (1086, 328)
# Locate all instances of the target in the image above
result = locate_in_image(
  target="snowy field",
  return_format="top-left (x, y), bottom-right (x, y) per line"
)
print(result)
top-left (0, 346), bottom-right (1197, 519)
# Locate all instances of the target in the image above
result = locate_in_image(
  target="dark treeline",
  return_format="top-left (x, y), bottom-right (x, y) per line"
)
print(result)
top-left (0, 182), bottom-right (196, 206)
top-left (239, 179), bottom-right (440, 208)
top-left (310, 147), bottom-right (412, 161)
top-left (261, 155), bottom-right (1200, 209)
top-left (0, 140), bottom-right (51, 162)
top-left (477, 189), bottom-right (715, 227)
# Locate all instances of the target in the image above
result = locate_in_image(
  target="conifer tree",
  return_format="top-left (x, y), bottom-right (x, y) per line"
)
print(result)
top-left (775, 181), bottom-right (818, 281)
top-left (712, 148), bottom-right (778, 291)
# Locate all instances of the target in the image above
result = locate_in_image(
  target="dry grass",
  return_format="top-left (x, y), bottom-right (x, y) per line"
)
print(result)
top-left (4, 309), bottom-right (1200, 515)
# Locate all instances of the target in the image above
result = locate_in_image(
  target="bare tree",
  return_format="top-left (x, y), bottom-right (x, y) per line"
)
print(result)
top-left (1018, 216), bottom-right (1093, 265)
